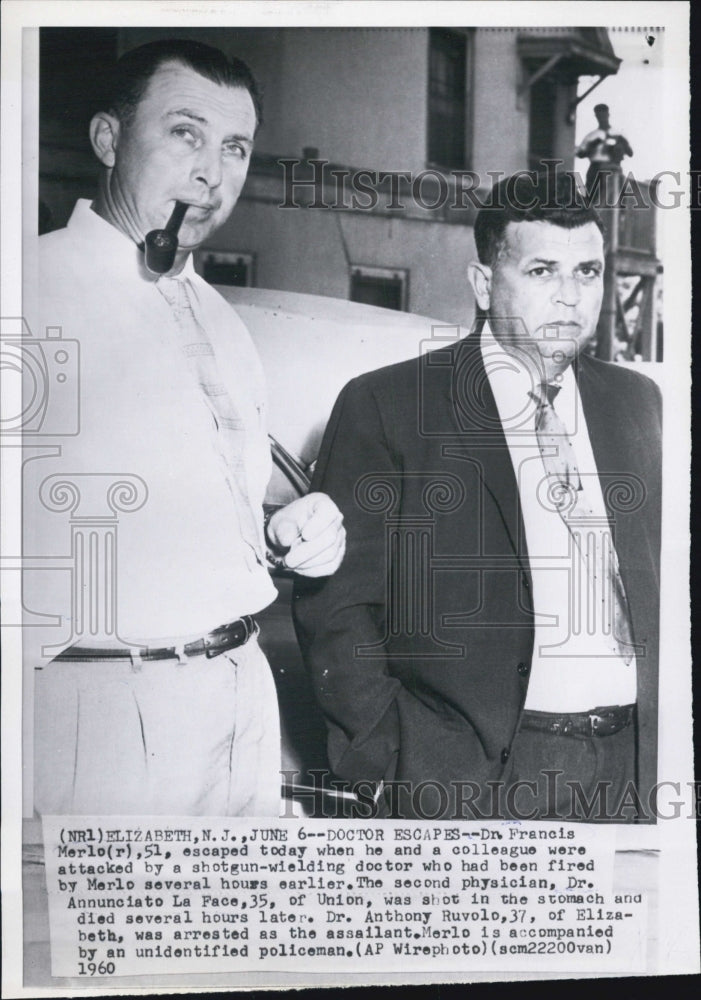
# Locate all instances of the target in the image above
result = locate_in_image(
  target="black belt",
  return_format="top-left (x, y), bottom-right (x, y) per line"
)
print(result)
top-left (52, 616), bottom-right (257, 663)
top-left (520, 705), bottom-right (635, 739)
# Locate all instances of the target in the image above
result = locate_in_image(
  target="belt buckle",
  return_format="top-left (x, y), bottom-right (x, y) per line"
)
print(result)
top-left (204, 637), bottom-right (221, 659)
top-left (203, 616), bottom-right (256, 659)
top-left (589, 710), bottom-right (621, 737)
top-left (203, 624), bottom-right (237, 659)
top-left (589, 712), bottom-right (603, 736)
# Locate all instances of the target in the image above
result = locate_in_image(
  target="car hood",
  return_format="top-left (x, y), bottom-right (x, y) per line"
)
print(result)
top-left (216, 286), bottom-right (470, 464)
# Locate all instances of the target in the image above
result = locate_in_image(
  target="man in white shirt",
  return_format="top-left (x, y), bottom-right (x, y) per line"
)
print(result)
top-left (294, 172), bottom-right (661, 822)
top-left (26, 39), bottom-right (345, 816)
top-left (576, 103), bottom-right (634, 194)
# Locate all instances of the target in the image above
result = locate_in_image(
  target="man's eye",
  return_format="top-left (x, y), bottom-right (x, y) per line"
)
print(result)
top-left (579, 266), bottom-right (602, 279)
top-left (223, 142), bottom-right (247, 159)
top-left (172, 127), bottom-right (200, 146)
top-left (528, 267), bottom-right (550, 278)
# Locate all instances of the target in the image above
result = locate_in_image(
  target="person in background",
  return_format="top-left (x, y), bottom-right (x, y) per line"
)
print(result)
top-left (576, 103), bottom-right (633, 194)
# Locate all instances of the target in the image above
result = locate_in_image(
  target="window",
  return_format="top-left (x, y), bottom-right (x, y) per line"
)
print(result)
top-left (427, 29), bottom-right (471, 170)
top-left (528, 75), bottom-right (559, 174)
top-left (196, 250), bottom-right (255, 287)
top-left (350, 267), bottom-right (408, 312)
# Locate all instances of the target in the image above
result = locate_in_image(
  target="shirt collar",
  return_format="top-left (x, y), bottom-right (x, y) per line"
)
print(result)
top-left (481, 320), bottom-right (579, 433)
top-left (67, 199), bottom-right (197, 283)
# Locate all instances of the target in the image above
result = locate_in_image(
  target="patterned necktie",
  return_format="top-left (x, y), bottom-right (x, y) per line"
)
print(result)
top-left (529, 382), bottom-right (635, 664)
top-left (157, 275), bottom-right (264, 566)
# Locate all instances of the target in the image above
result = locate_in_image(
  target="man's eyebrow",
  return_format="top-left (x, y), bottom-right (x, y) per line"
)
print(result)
top-left (522, 256), bottom-right (603, 267)
top-left (166, 108), bottom-right (208, 124)
top-left (165, 108), bottom-right (254, 144)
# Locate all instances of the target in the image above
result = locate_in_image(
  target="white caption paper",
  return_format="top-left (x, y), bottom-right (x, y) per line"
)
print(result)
top-left (42, 816), bottom-right (646, 978)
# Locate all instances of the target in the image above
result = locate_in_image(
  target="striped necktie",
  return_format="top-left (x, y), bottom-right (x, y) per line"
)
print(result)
top-left (529, 382), bottom-right (635, 665)
top-left (157, 275), bottom-right (264, 566)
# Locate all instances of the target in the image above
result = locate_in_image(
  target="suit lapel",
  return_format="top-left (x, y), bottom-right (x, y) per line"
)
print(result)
top-left (431, 336), bottom-right (653, 588)
top-left (576, 354), bottom-right (658, 637)
top-left (576, 355), bottom-right (661, 806)
top-left (437, 331), bottom-right (530, 571)
top-left (576, 355), bottom-right (620, 514)
top-left (576, 355), bottom-right (637, 561)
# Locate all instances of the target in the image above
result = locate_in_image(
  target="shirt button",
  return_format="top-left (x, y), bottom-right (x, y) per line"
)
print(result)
top-left (500, 748), bottom-right (510, 764)
top-left (517, 661), bottom-right (530, 676)
top-left (521, 575), bottom-right (530, 590)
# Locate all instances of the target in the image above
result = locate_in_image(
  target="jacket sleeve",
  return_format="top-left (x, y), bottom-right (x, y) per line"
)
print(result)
top-left (292, 374), bottom-right (403, 784)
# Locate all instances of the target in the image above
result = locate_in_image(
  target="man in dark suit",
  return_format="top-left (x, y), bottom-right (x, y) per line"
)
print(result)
top-left (293, 173), bottom-right (661, 822)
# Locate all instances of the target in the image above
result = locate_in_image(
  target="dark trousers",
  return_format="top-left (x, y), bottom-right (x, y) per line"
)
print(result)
top-left (504, 710), bottom-right (638, 822)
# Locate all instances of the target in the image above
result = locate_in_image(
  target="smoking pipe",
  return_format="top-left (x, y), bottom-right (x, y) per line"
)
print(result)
top-left (143, 201), bottom-right (188, 274)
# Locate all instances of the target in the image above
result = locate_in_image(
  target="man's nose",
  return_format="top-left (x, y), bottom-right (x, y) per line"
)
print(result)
top-left (192, 144), bottom-right (222, 189)
top-left (552, 274), bottom-right (581, 307)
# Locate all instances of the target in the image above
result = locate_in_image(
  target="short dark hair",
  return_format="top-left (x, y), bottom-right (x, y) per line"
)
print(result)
top-left (474, 172), bottom-right (605, 268)
top-left (106, 38), bottom-right (262, 129)
top-left (594, 103), bottom-right (609, 115)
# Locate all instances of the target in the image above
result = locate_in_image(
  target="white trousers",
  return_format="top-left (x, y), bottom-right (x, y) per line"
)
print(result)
top-left (34, 634), bottom-right (281, 816)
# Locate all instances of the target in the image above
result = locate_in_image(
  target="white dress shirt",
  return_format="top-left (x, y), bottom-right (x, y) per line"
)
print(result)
top-left (481, 324), bottom-right (636, 711)
top-left (24, 200), bottom-right (276, 655)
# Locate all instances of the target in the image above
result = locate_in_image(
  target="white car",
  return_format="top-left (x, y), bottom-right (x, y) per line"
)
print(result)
top-left (218, 286), bottom-right (468, 812)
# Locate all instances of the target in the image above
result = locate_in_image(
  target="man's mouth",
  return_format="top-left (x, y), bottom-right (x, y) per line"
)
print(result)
top-left (537, 321), bottom-right (582, 335)
top-left (183, 202), bottom-right (216, 216)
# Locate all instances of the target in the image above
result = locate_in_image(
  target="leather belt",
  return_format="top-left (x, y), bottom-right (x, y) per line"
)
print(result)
top-left (520, 704), bottom-right (635, 739)
top-left (52, 615), bottom-right (258, 663)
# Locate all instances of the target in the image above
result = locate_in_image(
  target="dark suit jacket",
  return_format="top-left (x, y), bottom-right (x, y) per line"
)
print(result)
top-left (293, 332), bottom-right (662, 818)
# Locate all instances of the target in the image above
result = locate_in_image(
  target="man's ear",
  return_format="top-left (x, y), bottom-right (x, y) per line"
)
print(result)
top-left (467, 261), bottom-right (492, 311)
top-left (89, 112), bottom-right (120, 168)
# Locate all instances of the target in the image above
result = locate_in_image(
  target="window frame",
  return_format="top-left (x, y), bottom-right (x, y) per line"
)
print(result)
top-left (426, 27), bottom-right (474, 172)
top-left (194, 249), bottom-right (257, 288)
top-left (349, 265), bottom-right (410, 313)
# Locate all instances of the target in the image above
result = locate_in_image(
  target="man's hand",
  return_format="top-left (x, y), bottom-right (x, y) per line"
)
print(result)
top-left (266, 493), bottom-right (345, 577)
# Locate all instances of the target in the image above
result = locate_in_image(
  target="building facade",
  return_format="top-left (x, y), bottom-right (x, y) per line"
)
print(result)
top-left (39, 25), bottom-right (625, 327)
